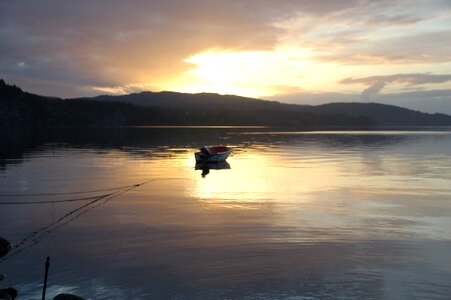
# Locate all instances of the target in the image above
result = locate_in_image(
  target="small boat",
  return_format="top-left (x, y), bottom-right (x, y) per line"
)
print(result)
top-left (195, 146), bottom-right (233, 162)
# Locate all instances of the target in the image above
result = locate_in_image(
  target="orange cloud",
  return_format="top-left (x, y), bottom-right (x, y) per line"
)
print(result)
top-left (0, 0), bottom-right (450, 98)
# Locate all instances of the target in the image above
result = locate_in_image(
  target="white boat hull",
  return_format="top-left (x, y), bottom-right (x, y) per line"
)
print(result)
top-left (195, 149), bottom-right (232, 162)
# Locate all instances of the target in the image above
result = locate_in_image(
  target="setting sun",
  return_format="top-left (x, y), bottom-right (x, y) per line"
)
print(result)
top-left (172, 47), bottom-right (318, 97)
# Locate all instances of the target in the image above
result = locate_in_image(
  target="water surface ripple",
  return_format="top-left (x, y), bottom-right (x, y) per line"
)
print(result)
top-left (0, 128), bottom-right (450, 299)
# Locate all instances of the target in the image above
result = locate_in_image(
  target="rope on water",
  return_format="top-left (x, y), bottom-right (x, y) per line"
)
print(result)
top-left (0, 182), bottom-right (148, 197)
top-left (0, 193), bottom-right (115, 205)
top-left (0, 182), bottom-right (148, 263)
top-left (0, 182), bottom-right (150, 205)
top-left (0, 178), bottom-right (189, 263)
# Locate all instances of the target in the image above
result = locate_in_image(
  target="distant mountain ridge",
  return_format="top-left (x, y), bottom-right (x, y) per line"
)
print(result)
top-left (76, 91), bottom-right (305, 111)
top-left (1, 79), bottom-right (451, 127)
top-left (77, 89), bottom-right (451, 126)
top-left (302, 102), bottom-right (451, 126)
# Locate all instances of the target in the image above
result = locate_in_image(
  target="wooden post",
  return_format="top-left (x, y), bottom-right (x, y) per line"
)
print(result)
top-left (42, 257), bottom-right (50, 300)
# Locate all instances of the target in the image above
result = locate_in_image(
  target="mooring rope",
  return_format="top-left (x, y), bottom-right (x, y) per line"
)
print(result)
top-left (0, 181), bottom-right (150, 263)
top-left (0, 178), bottom-right (187, 263)
top-left (0, 193), bottom-right (115, 205)
top-left (0, 182), bottom-right (150, 205)
top-left (0, 183), bottom-right (147, 197)
top-left (0, 193), bottom-right (113, 263)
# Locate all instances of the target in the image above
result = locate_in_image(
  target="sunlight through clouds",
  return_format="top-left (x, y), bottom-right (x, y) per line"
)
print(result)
top-left (0, 0), bottom-right (450, 108)
top-left (173, 46), bottom-right (342, 97)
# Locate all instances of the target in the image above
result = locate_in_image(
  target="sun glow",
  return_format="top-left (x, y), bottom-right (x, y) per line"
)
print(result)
top-left (89, 45), bottom-right (450, 100)
top-left (166, 40), bottom-right (451, 99)
top-left (171, 46), bottom-right (338, 98)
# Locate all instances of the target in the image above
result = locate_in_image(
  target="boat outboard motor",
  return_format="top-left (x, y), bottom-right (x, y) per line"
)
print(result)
top-left (0, 237), bottom-right (12, 259)
top-left (200, 147), bottom-right (211, 156)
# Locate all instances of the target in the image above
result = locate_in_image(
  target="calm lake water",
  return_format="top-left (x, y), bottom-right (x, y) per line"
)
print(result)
top-left (1, 127), bottom-right (451, 300)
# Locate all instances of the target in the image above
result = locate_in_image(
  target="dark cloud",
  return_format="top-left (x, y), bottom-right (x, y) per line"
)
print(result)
top-left (364, 14), bottom-right (426, 25)
top-left (313, 30), bottom-right (451, 65)
top-left (2, 0), bottom-right (360, 96)
top-left (340, 73), bottom-right (451, 95)
top-left (296, 1), bottom-right (451, 65)
top-left (362, 81), bottom-right (386, 96)
top-left (0, 0), bottom-right (450, 97)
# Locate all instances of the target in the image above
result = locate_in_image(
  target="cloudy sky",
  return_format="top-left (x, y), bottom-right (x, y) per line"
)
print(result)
top-left (1, 0), bottom-right (451, 112)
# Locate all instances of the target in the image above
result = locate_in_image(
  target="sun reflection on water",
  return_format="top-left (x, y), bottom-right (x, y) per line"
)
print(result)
top-left (2, 129), bottom-right (451, 299)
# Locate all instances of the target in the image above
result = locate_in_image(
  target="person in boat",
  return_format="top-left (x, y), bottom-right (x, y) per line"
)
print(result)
top-left (200, 146), bottom-right (212, 156)
top-left (0, 288), bottom-right (17, 300)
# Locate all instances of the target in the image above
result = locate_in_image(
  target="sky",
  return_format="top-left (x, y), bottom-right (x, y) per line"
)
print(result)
top-left (1, 0), bottom-right (451, 113)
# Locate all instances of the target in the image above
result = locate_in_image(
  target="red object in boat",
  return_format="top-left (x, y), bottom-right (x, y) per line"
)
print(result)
top-left (207, 146), bottom-right (230, 154)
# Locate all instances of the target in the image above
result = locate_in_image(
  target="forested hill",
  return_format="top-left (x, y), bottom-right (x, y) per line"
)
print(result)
top-left (78, 89), bottom-right (451, 126)
top-left (303, 102), bottom-right (451, 126)
top-left (1, 79), bottom-right (451, 127)
top-left (79, 91), bottom-right (311, 112)
top-left (0, 80), bottom-right (372, 126)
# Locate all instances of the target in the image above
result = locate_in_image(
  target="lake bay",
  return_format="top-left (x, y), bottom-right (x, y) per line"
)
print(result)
top-left (1, 128), bottom-right (451, 299)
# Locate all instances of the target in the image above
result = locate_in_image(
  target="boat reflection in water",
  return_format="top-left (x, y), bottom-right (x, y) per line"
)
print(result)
top-left (195, 161), bottom-right (231, 177)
